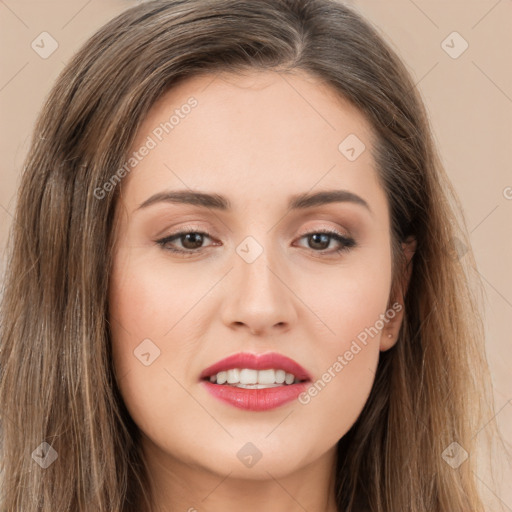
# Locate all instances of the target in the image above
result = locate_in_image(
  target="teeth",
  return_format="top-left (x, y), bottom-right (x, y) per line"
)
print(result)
top-left (240, 368), bottom-right (258, 385)
top-left (285, 372), bottom-right (295, 385)
top-left (258, 369), bottom-right (275, 385)
top-left (227, 369), bottom-right (239, 384)
top-left (208, 368), bottom-right (300, 387)
top-left (275, 369), bottom-right (286, 384)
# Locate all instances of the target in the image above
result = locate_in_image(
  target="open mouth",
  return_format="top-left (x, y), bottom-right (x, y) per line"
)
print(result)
top-left (203, 368), bottom-right (309, 388)
top-left (199, 352), bottom-right (312, 410)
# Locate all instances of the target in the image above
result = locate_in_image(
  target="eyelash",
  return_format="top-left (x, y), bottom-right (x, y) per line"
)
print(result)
top-left (155, 227), bottom-right (356, 257)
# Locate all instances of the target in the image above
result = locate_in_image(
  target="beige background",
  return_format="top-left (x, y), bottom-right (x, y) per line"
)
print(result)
top-left (1, 0), bottom-right (511, 508)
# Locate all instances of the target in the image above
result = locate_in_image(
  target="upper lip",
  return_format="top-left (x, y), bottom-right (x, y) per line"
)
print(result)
top-left (200, 352), bottom-right (312, 381)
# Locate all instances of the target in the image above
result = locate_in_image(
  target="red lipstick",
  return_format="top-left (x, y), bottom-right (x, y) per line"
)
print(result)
top-left (200, 352), bottom-right (312, 411)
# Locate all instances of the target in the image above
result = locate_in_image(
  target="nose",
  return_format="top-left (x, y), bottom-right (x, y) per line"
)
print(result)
top-left (220, 244), bottom-right (298, 336)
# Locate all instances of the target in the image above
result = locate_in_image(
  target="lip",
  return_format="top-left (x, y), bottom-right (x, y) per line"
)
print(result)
top-left (199, 352), bottom-right (312, 411)
top-left (199, 352), bottom-right (312, 381)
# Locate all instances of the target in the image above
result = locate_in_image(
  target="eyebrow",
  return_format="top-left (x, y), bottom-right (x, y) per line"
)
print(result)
top-left (136, 189), bottom-right (372, 215)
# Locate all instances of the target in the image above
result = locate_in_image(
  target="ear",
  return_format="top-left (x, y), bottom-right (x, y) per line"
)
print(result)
top-left (380, 235), bottom-right (417, 351)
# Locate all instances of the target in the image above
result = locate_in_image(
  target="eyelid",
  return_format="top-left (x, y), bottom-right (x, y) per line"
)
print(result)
top-left (296, 223), bottom-right (351, 238)
top-left (153, 221), bottom-right (216, 239)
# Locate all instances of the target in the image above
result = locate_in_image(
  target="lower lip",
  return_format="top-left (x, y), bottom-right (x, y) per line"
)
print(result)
top-left (201, 380), bottom-right (308, 411)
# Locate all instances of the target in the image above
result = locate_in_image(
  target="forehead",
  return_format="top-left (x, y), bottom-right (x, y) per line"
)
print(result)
top-left (121, 69), bottom-right (383, 211)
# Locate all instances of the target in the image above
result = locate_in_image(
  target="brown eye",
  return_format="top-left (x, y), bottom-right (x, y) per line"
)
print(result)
top-left (307, 233), bottom-right (331, 250)
top-left (297, 230), bottom-right (356, 254)
top-left (179, 232), bottom-right (206, 250)
top-left (156, 230), bottom-right (215, 254)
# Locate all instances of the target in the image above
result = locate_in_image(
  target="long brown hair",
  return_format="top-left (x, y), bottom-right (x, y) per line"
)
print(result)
top-left (0, 0), bottom-right (502, 510)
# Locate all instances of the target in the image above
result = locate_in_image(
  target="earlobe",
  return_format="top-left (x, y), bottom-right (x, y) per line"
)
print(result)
top-left (380, 308), bottom-right (403, 351)
top-left (380, 236), bottom-right (417, 351)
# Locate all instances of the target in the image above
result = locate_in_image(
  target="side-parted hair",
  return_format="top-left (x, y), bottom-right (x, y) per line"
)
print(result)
top-left (0, 0), bottom-right (502, 510)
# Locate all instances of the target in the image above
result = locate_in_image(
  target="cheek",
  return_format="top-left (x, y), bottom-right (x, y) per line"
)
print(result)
top-left (294, 245), bottom-right (392, 433)
top-left (302, 238), bottom-right (393, 343)
top-left (295, 345), bottom-right (379, 456)
top-left (107, 249), bottom-right (211, 437)
top-left (108, 248), bottom-right (196, 348)
top-left (107, 251), bottom-right (174, 405)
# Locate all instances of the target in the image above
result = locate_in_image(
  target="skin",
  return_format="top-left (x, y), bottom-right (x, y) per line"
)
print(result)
top-left (108, 69), bottom-right (414, 512)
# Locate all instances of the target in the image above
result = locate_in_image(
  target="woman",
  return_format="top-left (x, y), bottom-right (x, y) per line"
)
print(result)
top-left (0, 0), bottom-right (501, 510)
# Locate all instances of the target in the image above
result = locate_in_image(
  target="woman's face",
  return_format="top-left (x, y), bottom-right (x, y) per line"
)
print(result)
top-left (109, 69), bottom-right (404, 482)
